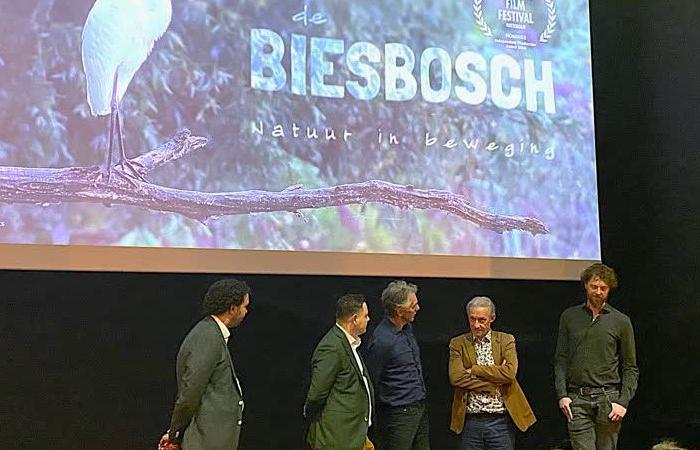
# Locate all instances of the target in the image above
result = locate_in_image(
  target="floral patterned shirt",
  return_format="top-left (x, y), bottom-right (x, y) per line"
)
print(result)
top-left (465, 331), bottom-right (506, 414)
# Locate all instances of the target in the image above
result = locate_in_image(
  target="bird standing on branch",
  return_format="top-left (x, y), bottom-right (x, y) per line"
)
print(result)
top-left (81, 0), bottom-right (172, 181)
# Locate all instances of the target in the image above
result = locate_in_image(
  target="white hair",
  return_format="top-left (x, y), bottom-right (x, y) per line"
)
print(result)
top-left (466, 296), bottom-right (496, 317)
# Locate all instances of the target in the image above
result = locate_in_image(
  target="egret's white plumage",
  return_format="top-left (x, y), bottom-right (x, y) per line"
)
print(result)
top-left (81, 0), bottom-right (172, 116)
top-left (81, 0), bottom-right (171, 180)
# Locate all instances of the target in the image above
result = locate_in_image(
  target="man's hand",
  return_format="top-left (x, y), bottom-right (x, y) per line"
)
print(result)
top-left (608, 402), bottom-right (627, 422)
top-left (558, 397), bottom-right (574, 422)
top-left (157, 433), bottom-right (180, 450)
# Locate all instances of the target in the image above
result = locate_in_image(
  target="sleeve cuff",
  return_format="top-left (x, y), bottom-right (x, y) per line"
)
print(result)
top-left (168, 429), bottom-right (183, 444)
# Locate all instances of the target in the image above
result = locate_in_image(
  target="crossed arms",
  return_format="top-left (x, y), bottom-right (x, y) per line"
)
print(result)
top-left (448, 333), bottom-right (518, 393)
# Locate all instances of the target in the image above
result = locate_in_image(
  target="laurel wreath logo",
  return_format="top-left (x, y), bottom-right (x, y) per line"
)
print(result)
top-left (539, 0), bottom-right (558, 43)
top-left (472, 0), bottom-right (559, 45)
top-left (473, 0), bottom-right (493, 37)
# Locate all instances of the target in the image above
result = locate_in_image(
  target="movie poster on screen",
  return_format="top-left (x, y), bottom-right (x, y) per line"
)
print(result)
top-left (0, 0), bottom-right (599, 261)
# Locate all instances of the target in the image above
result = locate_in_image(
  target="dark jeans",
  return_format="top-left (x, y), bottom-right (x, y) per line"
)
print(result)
top-left (567, 390), bottom-right (621, 450)
top-left (459, 413), bottom-right (515, 450)
top-left (375, 401), bottom-right (430, 450)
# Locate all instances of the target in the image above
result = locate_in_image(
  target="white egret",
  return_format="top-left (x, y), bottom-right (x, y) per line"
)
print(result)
top-left (81, 0), bottom-right (172, 180)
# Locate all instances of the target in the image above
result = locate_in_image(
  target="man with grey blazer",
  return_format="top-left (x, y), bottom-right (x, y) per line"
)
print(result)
top-left (159, 279), bottom-right (251, 450)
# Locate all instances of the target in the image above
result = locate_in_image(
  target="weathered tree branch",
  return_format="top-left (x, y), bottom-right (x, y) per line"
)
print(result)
top-left (0, 130), bottom-right (548, 235)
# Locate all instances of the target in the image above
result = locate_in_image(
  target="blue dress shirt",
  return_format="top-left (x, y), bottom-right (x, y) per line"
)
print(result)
top-left (363, 318), bottom-right (427, 407)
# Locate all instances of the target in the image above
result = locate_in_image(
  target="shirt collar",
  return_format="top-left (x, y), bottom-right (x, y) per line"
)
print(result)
top-left (581, 302), bottom-right (611, 314)
top-left (212, 315), bottom-right (231, 343)
top-left (382, 317), bottom-right (410, 334)
top-left (474, 330), bottom-right (492, 344)
top-left (336, 323), bottom-right (361, 349)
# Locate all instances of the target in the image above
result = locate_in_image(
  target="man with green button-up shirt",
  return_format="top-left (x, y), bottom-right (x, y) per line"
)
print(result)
top-left (554, 263), bottom-right (639, 450)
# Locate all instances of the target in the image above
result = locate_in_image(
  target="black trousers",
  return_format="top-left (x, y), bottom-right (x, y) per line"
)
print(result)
top-left (374, 401), bottom-right (430, 450)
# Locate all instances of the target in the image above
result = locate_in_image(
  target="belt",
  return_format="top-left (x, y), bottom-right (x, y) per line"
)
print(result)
top-left (570, 386), bottom-right (618, 396)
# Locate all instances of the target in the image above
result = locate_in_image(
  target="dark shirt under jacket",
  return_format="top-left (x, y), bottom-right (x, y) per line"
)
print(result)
top-left (554, 302), bottom-right (639, 407)
top-left (363, 318), bottom-right (427, 407)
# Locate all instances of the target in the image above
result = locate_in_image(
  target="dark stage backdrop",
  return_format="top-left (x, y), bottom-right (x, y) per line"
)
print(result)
top-left (1, 1), bottom-right (700, 450)
top-left (590, 0), bottom-right (700, 448)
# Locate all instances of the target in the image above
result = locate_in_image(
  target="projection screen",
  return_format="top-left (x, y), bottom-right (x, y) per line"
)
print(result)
top-left (0, 0), bottom-right (600, 279)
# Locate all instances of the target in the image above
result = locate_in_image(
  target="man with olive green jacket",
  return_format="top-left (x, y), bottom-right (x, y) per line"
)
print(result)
top-left (304, 294), bottom-right (375, 450)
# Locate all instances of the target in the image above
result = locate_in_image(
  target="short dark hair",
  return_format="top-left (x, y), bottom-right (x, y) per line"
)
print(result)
top-left (580, 263), bottom-right (618, 289)
top-left (381, 280), bottom-right (417, 316)
top-left (336, 294), bottom-right (366, 321)
top-left (202, 279), bottom-right (250, 315)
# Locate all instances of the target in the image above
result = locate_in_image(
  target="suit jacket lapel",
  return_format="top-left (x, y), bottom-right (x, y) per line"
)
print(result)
top-left (224, 342), bottom-right (243, 397)
top-left (467, 331), bottom-right (502, 364)
top-left (334, 326), bottom-right (362, 377)
top-left (335, 327), bottom-right (375, 414)
top-left (334, 325), bottom-right (370, 393)
top-left (206, 316), bottom-right (243, 397)
top-left (357, 349), bottom-right (375, 403)
top-left (491, 331), bottom-right (502, 364)
top-left (465, 333), bottom-right (478, 366)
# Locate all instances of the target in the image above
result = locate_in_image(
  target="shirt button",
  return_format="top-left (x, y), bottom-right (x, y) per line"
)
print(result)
top-left (237, 420), bottom-right (242, 425)
top-left (238, 400), bottom-right (244, 406)
top-left (364, 416), bottom-right (368, 422)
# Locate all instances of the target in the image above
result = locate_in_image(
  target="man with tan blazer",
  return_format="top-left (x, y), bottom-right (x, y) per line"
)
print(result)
top-left (448, 296), bottom-right (535, 450)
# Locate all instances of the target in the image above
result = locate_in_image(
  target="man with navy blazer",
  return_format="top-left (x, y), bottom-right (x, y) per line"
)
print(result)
top-left (305, 294), bottom-right (375, 450)
top-left (159, 279), bottom-right (251, 450)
